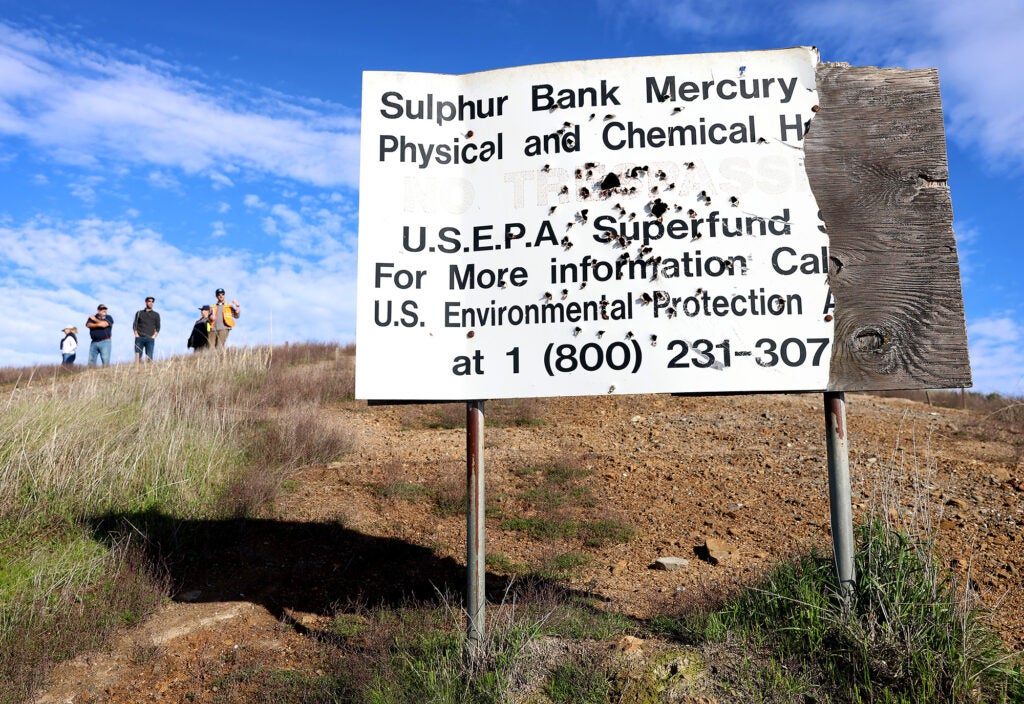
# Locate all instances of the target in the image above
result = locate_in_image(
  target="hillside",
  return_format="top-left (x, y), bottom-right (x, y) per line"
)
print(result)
top-left (24, 367), bottom-right (1023, 703)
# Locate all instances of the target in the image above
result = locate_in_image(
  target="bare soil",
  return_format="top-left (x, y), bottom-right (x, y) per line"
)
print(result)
top-left (34, 392), bottom-right (1023, 703)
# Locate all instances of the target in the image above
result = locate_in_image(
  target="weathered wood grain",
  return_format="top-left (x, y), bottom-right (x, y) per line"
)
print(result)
top-left (805, 63), bottom-right (971, 391)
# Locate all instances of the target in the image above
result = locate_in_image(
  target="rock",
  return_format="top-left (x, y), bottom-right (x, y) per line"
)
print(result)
top-left (652, 557), bottom-right (689, 571)
top-left (701, 538), bottom-right (736, 565)
top-left (990, 467), bottom-right (1011, 483)
top-left (614, 635), bottom-right (644, 653)
top-left (945, 497), bottom-right (969, 510)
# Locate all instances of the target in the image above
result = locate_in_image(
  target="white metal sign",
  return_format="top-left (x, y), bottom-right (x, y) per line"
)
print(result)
top-left (357, 47), bottom-right (831, 400)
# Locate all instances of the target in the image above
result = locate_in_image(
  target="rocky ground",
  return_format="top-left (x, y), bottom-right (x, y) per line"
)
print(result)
top-left (35, 391), bottom-right (1023, 703)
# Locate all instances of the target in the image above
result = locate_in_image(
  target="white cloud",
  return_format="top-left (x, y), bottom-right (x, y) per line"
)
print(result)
top-left (211, 220), bottom-right (228, 238)
top-left (147, 170), bottom-right (180, 190)
top-left (243, 194), bottom-right (265, 209)
top-left (260, 201), bottom-right (352, 256)
top-left (967, 315), bottom-right (1024, 396)
top-left (0, 22), bottom-right (361, 188)
top-left (209, 171), bottom-right (234, 189)
top-left (217, 201), bottom-right (231, 214)
top-left (68, 175), bottom-right (104, 203)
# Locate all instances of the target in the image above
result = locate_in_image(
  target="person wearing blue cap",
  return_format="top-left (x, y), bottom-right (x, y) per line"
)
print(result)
top-left (187, 305), bottom-right (211, 352)
top-left (86, 304), bottom-right (113, 366)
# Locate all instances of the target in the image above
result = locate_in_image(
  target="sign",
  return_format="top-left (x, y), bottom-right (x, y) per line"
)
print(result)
top-left (357, 48), bottom-right (832, 400)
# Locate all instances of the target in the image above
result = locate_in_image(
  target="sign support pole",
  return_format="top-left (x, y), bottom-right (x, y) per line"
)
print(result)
top-left (824, 391), bottom-right (856, 600)
top-left (466, 400), bottom-right (486, 660)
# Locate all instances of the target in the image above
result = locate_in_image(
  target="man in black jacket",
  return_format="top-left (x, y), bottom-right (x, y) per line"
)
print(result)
top-left (133, 296), bottom-right (161, 362)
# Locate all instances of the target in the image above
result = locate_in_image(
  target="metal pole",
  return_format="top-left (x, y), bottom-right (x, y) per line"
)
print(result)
top-left (824, 391), bottom-right (856, 599)
top-left (466, 400), bottom-right (486, 659)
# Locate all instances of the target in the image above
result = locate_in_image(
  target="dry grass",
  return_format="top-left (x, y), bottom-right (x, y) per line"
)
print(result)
top-left (0, 343), bottom-right (359, 701)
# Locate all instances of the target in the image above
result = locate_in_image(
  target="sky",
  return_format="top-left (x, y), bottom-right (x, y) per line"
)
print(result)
top-left (0, 0), bottom-right (1021, 395)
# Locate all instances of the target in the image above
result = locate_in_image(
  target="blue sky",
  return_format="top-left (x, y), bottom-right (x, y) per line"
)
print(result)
top-left (0, 0), bottom-right (1020, 394)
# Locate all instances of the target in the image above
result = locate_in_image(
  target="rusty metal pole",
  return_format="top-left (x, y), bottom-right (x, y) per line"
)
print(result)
top-left (824, 391), bottom-right (856, 600)
top-left (466, 400), bottom-right (486, 659)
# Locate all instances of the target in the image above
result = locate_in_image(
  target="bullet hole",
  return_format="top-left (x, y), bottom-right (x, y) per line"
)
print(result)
top-left (600, 172), bottom-right (621, 190)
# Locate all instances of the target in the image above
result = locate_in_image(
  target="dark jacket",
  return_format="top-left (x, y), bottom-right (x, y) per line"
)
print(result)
top-left (133, 309), bottom-right (161, 337)
top-left (187, 317), bottom-right (210, 350)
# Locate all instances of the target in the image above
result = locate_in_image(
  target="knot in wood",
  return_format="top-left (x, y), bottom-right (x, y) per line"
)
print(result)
top-left (852, 327), bottom-right (886, 352)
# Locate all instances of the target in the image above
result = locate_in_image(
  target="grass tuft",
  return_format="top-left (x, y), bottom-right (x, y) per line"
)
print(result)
top-left (654, 514), bottom-right (1024, 702)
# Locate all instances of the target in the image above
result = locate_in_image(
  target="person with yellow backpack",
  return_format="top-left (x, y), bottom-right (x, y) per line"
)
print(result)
top-left (209, 288), bottom-right (240, 349)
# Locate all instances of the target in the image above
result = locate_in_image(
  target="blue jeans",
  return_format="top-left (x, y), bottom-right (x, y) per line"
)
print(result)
top-left (135, 335), bottom-right (156, 361)
top-left (89, 339), bottom-right (111, 366)
top-left (62, 353), bottom-right (76, 366)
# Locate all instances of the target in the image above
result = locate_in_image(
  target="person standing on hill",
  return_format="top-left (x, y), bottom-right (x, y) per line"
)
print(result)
top-left (132, 296), bottom-right (161, 362)
top-left (86, 304), bottom-right (113, 366)
top-left (209, 288), bottom-right (240, 349)
top-left (60, 326), bottom-right (78, 366)
top-left (188, 305), bottom-right (211, 352)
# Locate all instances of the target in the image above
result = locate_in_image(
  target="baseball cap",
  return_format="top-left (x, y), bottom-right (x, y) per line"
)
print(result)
top-left (199, 304), bottom-right (211, 312)
top-left (97, 304), bottom-right (108, 310)
top-left (215, 288), bottom-right (225, 295)
top-left (145, 296), bottom-right (154, 302)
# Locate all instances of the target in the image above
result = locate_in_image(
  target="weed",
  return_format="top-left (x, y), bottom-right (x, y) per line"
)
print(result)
top-left (545, 599), bottom-right (636, 640)
top-left (372, 480), bottom-right (430, 501)
top-left (500, 517), bottom-right (635, 547)
top-left (579, 519), bottom-right (636, 547)
top-left (656, 515), bottom-right (1024, 703)
top-left (485, 553), bottom-right (524, 575)
top-left (547, 654), bottom-right (610, 703)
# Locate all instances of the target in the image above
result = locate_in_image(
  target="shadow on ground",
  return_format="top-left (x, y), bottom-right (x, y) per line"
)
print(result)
top-left (86, 512), bottom-right (590, 636)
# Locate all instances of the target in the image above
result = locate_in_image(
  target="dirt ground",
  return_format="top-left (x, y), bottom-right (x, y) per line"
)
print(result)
top-left (34, 391), bottom-right (1023, 703)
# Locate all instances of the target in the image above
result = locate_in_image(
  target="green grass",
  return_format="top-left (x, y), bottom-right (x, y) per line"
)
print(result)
top-left (547, 656), bottom-right (610, 704)
top-left (651, 515), bottom-right (1024, 703)
top-left (370, 480), bottom-right (430, 500)
top-left (499, 517), bottom-right (635, 547)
